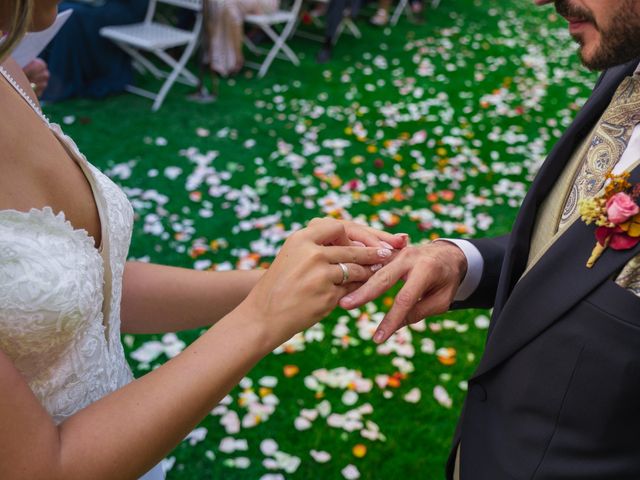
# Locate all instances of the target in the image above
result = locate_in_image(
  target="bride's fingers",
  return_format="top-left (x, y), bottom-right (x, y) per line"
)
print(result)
top-left (304, 218), bottom-right (351, 246)
top-left (345, 224), bottom-right (409, 249)
top-left (325, 245), bottom-right (394, 266)
top-left (329, 263), bottom-right (373, 285)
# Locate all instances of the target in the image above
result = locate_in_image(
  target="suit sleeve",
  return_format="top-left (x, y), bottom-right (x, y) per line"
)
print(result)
top-left (451, 235), bottom-right (509, 310)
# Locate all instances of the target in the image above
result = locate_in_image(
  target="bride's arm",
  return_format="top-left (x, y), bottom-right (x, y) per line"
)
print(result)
top-left (120, 222), bottom-right (405, 334)
top-left (0, 219), bottom-right (387, 480)
top-left (120, 262), bottom-right (265, 333)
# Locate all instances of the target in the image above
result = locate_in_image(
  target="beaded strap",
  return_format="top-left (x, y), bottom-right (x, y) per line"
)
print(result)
top-left (0, 65), bottom-right (50, 124)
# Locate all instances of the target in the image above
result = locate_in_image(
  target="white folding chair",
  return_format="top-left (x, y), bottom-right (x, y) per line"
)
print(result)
top-left (244, 0), bottom-right (303, 78)
top-left (100, 0), bottom-right (202, 111)
top-left (390, 0), bottom-right (441, 26)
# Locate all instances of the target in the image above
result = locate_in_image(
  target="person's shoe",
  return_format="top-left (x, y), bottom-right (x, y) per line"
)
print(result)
top-left (316, 46), bottom-right (332, 64)
top-left (370, 8), bottom-right (389, 26)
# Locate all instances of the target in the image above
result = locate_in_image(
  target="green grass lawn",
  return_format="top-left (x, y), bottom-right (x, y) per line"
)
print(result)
top-left (42, 0), bottom-right (597, 478)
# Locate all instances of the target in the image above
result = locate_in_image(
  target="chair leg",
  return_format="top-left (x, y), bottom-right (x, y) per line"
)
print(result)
top-left (151, 23), bottom-right (201, 110)
top-left (390, 0), bottom-right (408, 26)
top-left (118, 42), bottom-right (165, 79)
top-left (344, 18), bottom-right (361, 38)
top-left (155, 50), bottom-right (200, 86)
top-left (256, 24), bottom-right (299, 78)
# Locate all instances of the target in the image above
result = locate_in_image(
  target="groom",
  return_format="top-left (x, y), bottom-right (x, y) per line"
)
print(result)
top-left (341, 0), bottom-right (640, 478)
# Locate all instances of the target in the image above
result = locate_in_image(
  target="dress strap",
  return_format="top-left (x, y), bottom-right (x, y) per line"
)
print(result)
top-left (0, 65), bottom-right (50, 124)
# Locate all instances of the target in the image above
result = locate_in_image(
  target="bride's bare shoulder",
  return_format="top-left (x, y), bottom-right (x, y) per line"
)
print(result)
top-left (0, 57), bottom-right (42, 109)
top-left (0, 57), bottom-right (53, 211)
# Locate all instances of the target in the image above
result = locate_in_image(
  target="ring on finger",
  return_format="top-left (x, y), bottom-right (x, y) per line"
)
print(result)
top-left (338, 262), bottom-right (349, 285)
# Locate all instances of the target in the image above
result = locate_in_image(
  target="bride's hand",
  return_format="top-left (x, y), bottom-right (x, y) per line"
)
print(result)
top-left (241, 218), bottom-right (394, 343)
top-left (339, 219), bottom-right (409, 250)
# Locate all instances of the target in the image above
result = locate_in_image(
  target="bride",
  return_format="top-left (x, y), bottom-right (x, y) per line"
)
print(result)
top-left (0, 2), bottom-right (407, 479)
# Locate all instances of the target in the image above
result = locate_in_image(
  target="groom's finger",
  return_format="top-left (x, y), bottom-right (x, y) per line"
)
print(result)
top-left (404, 293), bottom-right (451, 325)
top-left (339, 260), bottom-right (407, 310)
top-left (371, 267), bottom-right (431, 343)
top-left (335, 281), bottom-right (365, 301)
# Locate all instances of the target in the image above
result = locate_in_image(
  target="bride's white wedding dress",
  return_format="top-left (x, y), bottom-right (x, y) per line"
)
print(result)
top-left (0, 66), bottom-right (163, 480)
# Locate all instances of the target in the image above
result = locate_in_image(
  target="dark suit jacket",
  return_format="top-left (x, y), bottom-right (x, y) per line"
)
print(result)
top-left (447, 57), bottom-right (640, 479)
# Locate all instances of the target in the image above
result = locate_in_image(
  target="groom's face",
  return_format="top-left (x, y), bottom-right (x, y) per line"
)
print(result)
top-left (550, 0), bottom-right (640, 70)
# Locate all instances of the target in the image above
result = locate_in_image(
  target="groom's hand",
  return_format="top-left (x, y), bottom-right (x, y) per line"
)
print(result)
top-left (339, 241), bottom-right (467, 343)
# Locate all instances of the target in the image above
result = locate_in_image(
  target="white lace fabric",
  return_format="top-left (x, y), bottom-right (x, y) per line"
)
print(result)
top-left (0, 75), bottom-right (135, 425)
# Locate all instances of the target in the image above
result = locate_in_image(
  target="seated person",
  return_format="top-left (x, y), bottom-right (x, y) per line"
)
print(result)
top-left (206, 0), bottom-right (279, 77)
top-left (41, 0), bottom-right (148, 102)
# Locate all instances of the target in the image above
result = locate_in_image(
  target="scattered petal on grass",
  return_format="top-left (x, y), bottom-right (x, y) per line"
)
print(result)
top-left (184, 427), bottom-right (207, 446)
top-left (260, 439), bottom-right (279, 456)
top-left (352, 444), bottom-right (367, 458)
top-left (404, 388), bottom-right (422, 404)
top-left (434, 386), bottom-right (453, 409)
top-left (342, 464), bottom-right (361, 480)
top-left (474, 315), bottom-right (491, 329)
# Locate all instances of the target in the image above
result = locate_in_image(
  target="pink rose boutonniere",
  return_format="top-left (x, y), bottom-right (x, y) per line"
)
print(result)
top-left (578, 173), bottom-right (640, 268)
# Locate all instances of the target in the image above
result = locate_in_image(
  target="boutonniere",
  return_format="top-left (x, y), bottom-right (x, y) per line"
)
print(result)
top-left (579, 172), bottom-right (640, 268)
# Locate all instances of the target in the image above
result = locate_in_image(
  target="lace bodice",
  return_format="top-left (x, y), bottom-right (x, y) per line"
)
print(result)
top-left (0, 72), bottom-right (135, 425)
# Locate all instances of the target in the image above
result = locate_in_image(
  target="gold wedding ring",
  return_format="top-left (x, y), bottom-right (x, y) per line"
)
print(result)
top-left (338, 262), bottom-right (349, 285)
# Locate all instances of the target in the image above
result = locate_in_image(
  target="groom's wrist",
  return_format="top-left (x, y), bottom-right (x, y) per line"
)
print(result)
top-left (433, 239), bottom-right (483, 301)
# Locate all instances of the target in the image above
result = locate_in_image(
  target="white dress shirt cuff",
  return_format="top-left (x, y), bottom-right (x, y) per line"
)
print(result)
top-left (434, 239), bottom-right (484, 302)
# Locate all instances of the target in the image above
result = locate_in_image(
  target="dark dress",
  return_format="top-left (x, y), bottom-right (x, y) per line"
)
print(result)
top-left (41, 0), bottom-right (148, 102)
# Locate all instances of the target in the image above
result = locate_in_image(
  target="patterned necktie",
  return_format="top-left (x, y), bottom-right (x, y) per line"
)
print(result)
top-left (559, 74), bottom-right (640, 229)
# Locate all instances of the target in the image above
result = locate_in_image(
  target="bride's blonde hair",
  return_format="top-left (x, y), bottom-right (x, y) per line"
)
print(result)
top-left (0, 0), bottom-right (32, 62)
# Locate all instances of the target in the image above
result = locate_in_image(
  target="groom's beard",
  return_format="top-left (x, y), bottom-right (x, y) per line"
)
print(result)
top-left (555, 0), bottom-right (640, 71)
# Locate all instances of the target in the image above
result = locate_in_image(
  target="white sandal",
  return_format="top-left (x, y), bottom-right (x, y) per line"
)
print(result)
top-left (370, 8), bottom-right (389, 26)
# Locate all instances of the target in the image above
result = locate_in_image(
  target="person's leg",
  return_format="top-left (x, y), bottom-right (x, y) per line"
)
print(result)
top-left (324, 0), bottom-right (348, 40)
top-left (317, 0), bottom-right (349, 63)
top-left (208, 0), bottom-right (251, 76)
top-left (208, 0), bottom-right (279, 76)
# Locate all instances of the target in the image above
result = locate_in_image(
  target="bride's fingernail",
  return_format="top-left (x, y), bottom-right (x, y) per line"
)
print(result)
top-left (371, 263), bottom-right (383, 272)
top-left (377, 248), bottom-right (392, 258)
top-left (352, 241), bottom-right (366, 247)
top-left (374, 330), bottom-right (385, 343)
top-left (380, 241), bottom-right (394, 250)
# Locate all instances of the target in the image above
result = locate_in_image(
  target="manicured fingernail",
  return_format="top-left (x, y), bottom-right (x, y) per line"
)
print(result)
top-left (374, 330), bottom-right (385, 343)
top-left (342, 294), bottom-right (354, 305)
top-left (380, 241), bottom-right (394, 250)
top-left (371, 263), bottom-right (383, 272)
top-left (378, 248), bottom-right (392, 258)
top-left (352, 241), bottom-right (366, 247)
